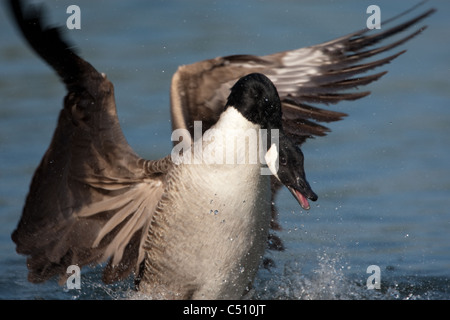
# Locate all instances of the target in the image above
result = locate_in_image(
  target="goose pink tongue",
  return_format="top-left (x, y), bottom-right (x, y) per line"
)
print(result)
top-left (295, 189), bottom-right (310, 210)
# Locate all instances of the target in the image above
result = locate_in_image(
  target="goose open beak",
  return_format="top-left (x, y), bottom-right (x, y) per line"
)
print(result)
top-left (266, 131), bottom-right (318, 210)
top-left (287, 185), bottom-right (317, 210)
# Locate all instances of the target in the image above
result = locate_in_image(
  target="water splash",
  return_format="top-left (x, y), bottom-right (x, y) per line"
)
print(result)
top-left (252, 252), bottom-right (450, 300)
top-left (253, 251), bottom-right (363, 300)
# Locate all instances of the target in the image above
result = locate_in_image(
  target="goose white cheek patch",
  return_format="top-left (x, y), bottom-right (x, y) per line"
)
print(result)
top-left (264, 143), bottom-right (279, 178)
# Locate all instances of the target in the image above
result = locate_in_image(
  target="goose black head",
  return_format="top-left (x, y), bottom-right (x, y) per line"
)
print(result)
top-left (227, 73), bottom-right (317, 210)
top-left (226, 73), bottom-right (282, 130)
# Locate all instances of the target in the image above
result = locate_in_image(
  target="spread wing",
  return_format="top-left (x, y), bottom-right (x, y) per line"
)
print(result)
top-left (170, 3), bottom-right (435, 145)
top-left (9, 0), bottom-right (171, 284)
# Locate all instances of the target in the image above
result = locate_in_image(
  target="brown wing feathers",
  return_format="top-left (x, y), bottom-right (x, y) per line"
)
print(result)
top-left (9, 0), bottom-right (167, 284)
top-left (171, 6), bottom-right (434, 145)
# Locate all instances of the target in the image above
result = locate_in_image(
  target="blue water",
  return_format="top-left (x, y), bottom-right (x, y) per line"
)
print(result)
top-left (1, 0), bottom-right (449, 300)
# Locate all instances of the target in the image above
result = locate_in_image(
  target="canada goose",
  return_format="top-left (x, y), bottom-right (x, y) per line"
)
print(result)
top-left (8, 0), bottom-right (434, 299)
